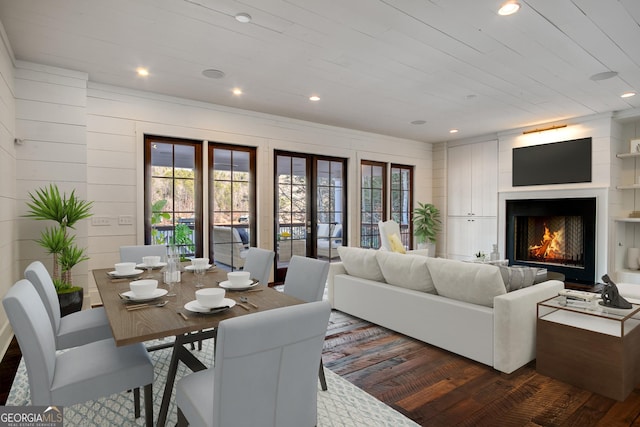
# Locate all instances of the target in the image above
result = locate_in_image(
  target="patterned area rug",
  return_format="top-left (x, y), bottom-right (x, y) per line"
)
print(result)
top-left (7, 337), bottom-right (418, 426)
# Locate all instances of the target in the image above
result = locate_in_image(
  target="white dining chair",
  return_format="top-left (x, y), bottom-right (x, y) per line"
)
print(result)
top-left (176, 300), bottom-right (331, 427)
top-left (24, 261), bottom-right (112, 350)
top-left (378, 219), bottom-right (401, 251)
top-left (3, 280), bottom-right (155, 426)
top-left (283, 255), bottom-right (330, 390)
top-left (242, 247), bottom-right (274, 286)
top-left (119, 244), bottom-right (167, 264)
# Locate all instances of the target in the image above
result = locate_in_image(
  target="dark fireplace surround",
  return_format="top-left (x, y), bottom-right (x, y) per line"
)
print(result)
top-left (505, 197), bottom-right (596, 285)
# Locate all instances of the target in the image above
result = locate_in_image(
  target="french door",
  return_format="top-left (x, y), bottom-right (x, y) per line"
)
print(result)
top-left (144, 136), bottom-right (256, 267)
top-left (274, 151), bottom-right (346, 277)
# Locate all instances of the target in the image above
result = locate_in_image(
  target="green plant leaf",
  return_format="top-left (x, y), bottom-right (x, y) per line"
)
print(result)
top-left (412, 202), bottom-right (441, 244)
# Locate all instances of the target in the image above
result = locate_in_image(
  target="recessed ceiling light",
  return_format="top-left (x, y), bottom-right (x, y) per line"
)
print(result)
top-left (202, 69), bottom-right (226, 79)
top-left (590, 71), bottom-right (618, 81)
top-left (136, 67), bottom-right (149, 77)
top-left (232, 88), bottom-right (243, 95)
top-left (621, 92), bottom-right (637, 98)
top-left (411, 120), bottom-right (426, 125)
top-left (309, 95), bottom-right (320, 102)
top-left (498, 1), bottom-right (520, 16)
top-left (235, 13), bottom-right (251, 23)
top-left (449, 129), bottom-right (459, 134)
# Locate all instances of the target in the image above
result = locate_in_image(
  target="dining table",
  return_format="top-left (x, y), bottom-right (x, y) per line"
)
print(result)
top-left (93, 264), bottom-right (303, 427)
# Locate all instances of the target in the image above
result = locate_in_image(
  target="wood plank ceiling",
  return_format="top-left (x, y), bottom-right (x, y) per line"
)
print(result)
top-left (0, 0), bottom-right (638, 142)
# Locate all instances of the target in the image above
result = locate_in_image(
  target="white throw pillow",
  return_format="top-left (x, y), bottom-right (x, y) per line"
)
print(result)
top-left (376, 251), bottom-right (436, 293)
top-left (425, 257), bottom-right (506, 307)
top-left (337, 246), bottom-right (385, 282)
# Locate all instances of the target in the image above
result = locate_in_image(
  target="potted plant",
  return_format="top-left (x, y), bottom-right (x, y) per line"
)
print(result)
top-left (412, 202), bottom-right (441, 256)
top-left (24, 184), bottom-right (92, 316)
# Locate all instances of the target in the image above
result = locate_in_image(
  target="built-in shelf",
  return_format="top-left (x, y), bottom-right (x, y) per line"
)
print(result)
top-left (617, 152), bottom-right (640, 159)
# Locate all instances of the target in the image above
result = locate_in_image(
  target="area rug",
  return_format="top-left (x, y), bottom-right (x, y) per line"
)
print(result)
top-left (6, 338), bottom-right (418, 426)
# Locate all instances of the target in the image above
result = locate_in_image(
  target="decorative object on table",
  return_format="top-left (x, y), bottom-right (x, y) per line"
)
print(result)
top-left (412, 202), bottom-right (441, 255)
top-left (474, 251), bottom-right (486, 262)
top-left (627, 247), bottom-right (640, 270)
top-left (24, 183), bottom-right (93, 315)
top-left (630, 211), bottom-right (640, 218)
top-left (630, 138), bottom-right (640, 154)
top-left (600, 274), bottom-right (633, 309)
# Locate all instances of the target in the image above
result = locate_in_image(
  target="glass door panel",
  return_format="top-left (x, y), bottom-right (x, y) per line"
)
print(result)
top-left (276, 154), bottom-right (309, 267)
top-left (210, 146), bottom-right (254, 270)
top-left (146, 138), bottom-right (200, 258)
top-left (316, 159), bottom-right (345, 260)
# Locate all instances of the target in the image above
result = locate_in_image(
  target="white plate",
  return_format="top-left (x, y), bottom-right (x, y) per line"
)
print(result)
top-left (108, 269), bottom-right (144, 278)
top-left (120, 288), bottom-right (168, 302)
top-left (136, 262), bottom-right (167, 270)
top-left (219, 279), bottom-right (259, 291)
top-left (184, 298), bottom-right (236, 313)
top-left (184, 264), bottom-right (214, 271)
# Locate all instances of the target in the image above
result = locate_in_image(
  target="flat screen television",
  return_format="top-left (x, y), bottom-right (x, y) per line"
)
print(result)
top-left (512, 137), bottom-right (592, 186)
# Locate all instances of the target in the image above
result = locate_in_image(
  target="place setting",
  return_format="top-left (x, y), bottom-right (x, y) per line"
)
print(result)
top-left (119, 279), bottom-right (169, 310)
top-left (107, 262), bottom-right (144, 281)
top-left (218, 271), bottom-right (260, 291)
top-left (184, 288), bottom-right (236, 315)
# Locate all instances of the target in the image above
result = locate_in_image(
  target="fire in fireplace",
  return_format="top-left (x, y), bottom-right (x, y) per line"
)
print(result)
top-left (505, 198), bottom-right (596, 285)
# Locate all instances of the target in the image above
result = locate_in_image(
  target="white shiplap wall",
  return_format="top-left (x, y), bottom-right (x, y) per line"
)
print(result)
top-left (14, 61), bottom-right (89, 302)
top-left (85, 82), bottom-right (433, 302)
top-left (0, 23), bottom-right (16, 359)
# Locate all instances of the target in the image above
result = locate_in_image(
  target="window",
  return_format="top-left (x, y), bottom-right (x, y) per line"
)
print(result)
top-left (391, 164), bottom-right (413, 250)
top-left (145, 135), bottom-right (202, 257)
top-left (360, 161), bottom-right (386, 248)
top-left (209, 145), bottom-right (256, 269)
top-left (144, 137), bottom-right (256, 268)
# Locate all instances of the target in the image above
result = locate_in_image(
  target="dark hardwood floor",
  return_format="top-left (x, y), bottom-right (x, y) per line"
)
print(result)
top-left (323, 310), bottom-right (640, 427)
top-left (3, 310), bottom-right (640, 426)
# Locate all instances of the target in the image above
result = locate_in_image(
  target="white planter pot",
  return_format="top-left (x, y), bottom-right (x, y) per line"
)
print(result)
top-left (417, 242), bottom-right (436, 257)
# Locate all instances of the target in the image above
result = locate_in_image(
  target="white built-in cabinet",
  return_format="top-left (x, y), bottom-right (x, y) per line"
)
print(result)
top-left (446, 140), bottom-right (498, 260)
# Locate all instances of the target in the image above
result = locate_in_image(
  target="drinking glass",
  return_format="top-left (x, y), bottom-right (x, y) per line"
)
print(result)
top-left (194, 264), bottom-right (207, 288)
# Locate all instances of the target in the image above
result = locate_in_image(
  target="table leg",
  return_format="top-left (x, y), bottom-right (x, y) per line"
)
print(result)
top-left (156, 330), bottom-right (217, 427)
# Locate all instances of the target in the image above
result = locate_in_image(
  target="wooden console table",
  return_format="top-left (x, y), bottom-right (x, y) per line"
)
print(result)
top-left (536, 296), bottom-right (640, 401)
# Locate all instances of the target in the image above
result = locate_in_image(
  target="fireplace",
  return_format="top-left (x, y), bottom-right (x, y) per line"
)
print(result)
top-left (505, 198), bottom-right (596, 285)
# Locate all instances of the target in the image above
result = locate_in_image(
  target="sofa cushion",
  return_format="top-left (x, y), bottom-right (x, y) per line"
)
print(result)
top-left (498, 265), bottom-right (537, 292)
top-left (375, 251), bottom-right (436, 293)
top-left (337, 246), bottom-right (385, 282)
top-left (387, 233), bottom-right (406, 254)
top-left (425, 258), bottom-right (506, 307)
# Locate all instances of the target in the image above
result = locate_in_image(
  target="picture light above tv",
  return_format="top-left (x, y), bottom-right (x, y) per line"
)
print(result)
top-left (512, 137), bottom-right (592, 187)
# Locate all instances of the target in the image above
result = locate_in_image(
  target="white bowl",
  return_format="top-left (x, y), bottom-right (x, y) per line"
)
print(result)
top-left (227, 271), bottom-right (251, 286)
top-left (129, 279), bottom-right (158, 297)
top-left (115, 262), bottom-right (137, 275)
top-left (195, 288), bottom-right (225, 308)
top-left (142, 255), bottom-right (161, 266)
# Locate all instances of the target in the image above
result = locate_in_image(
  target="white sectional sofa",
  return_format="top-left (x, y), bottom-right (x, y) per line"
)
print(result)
top-left (327, 247), bottom-right (564, 374)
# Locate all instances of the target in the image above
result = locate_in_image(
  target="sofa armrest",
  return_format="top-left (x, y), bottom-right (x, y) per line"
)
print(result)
top-left (493, 280), bottom-right (564, 374)
top-left (327, 262), bottom-right (346, 307)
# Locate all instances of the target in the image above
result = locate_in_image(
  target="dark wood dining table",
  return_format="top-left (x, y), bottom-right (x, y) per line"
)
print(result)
top-left (93, 265), bottom-right (303, 427)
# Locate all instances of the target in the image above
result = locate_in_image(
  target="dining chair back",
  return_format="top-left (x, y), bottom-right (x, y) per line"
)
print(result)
top-left (176, 300), bottom-right (331, 427)
top-left (3, 280), bottom-right (154, 425)
top-left (119, 244), bottom-right (167, 264)
top-left (283, 255), bottom-right (330, 303)
top-left (242, 247), bottom-right (274, 286)
top-left (282, 255), bottom-right (331, 391)
top-left (24, 261), bottom-right (112, 349)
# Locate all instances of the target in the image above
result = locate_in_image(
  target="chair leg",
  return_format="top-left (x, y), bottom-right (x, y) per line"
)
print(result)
top-left (133, 387), bottom-right (140, 418)
top-left (177, 408), bottom-right (189, 427)
top-left (319, 361), bottom-right (328, 391)
top-left (144, 383), bottom-right (153, 427)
